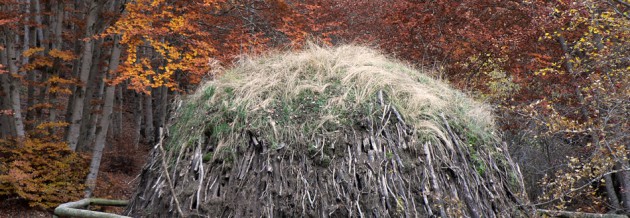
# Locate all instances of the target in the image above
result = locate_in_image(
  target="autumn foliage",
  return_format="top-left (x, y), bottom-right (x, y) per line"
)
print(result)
top-left (0, 137), bottom-right (88, 209)
top-left (299, 0), bottom-right (629, 212)
top-left (108, 0), bottom-right (311, 93)
top-left (0, 0), bottom-right (628, 214)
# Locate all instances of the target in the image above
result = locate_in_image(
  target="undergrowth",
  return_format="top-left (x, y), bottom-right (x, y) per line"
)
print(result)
top-left (0, 135), bottom-right (88, 209)
top-left (167, 44), bottom-right (503, 175)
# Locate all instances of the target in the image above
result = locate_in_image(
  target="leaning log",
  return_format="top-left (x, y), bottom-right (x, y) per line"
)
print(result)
top-left (53, 198), bottom-right (129, 218)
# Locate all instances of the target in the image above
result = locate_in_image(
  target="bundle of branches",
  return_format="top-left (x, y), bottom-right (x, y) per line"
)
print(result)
top-left (125, 45), bottom-right (530, 217)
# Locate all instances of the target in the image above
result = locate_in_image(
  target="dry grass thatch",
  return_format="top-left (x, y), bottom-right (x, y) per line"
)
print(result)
top-left (126, 44), bottom-right (531, 217)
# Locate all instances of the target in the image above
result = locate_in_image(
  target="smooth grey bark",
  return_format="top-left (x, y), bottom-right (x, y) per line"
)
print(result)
top-left (143, 91), bottom-right (154, 144)
top-left (604, 173), bottom-right (622, 211)
top-left (66, 0), bottom-right (101, 151)
top-left (52, 0), bottom-right (64, 51)
top-left (33, 0), bottom-right (49, 121)
top-left (87, 67), bottom-right (106, 147)
top-left (111, 85), bottom-right (123, 138)
top-left (48, 0), bottom-right (64, 124)
top-left (6, 32), bottom-right (26, 138)
top-left (26, 29), bottom-right (36, 129)
top-left (22, 0), bottom-right (30, 66)
top-left (26, 1), bottom-right (39, 126)
top-left (16, 0), bottom-right (32, 134)
top-left (33, 0), bottom-right (45, 49)
top-left (77, 39), bottom-right (103, 152)
top-left (26, 68), bottom-right (36, 129)
top-left (36, 68), bottom-right (49, 120)
top-left (155, 86), bottom-right (168, 138)
top-left (0, 72), bottom-right (13, 138)
top-left (133, 92), bottom-right (142, 148)
top-left (64, 0), bottom-right (86, 134)
top-left (85, 35), bottom-right (121, 198)
top-left (0, 44), bottom-right (16, 138)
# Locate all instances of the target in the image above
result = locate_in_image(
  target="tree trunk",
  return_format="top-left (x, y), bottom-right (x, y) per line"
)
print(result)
top-left (143, 91), bottom-right (154, 144)
top-left (155, 86), bottom-right (168, 141)
top-left (617, 163), bottom-right (630, 211)
top-left (0, 73), bottom-right (13, 138)
top-left (85, 34), bottom-right (121, 198)
top-left (87, 68), bottom-right (106, 148)
top-left (64, 0), bottom-right (86, 133)
top-left (48, 0), bottom-right (64, 125)
top-left (133, 92), bottom-right (142, 148)
top-left (34, 0), bottom-right (49, 121)
top-left (36, 69), bottom-right (50, 121)
top-left (6, 33), bottom-right (26, 138)
top-left (19, 0), bottom-right (32, 132)
top-left (66, 0), bottom-right (101, 151)
top-left (52, 0), bottom-right (63, 51)
top-left (0, 45), bottom-right (16, 138)
top-left (26, 67), bottom-right (36, 129)
top-left (77, 39), bottom-right (103, 152)
top-left (111, 85), bottom-right (123, 138)
top-left (33, 0), bottom-right (45, 49)
top-left (604, 174), bottom-right (622, 211)
top-left (26, 28), bottom-right (37, 129)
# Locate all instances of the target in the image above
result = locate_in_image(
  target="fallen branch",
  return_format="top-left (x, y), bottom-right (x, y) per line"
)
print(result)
top-left (157, 128), bottom-right (185, 217)
top-left (53, 198), bottom-right (129, 218)
top-left (537, 209), bottom-right (628, 218)
top-left (532, 168), bottom-right (630, 207)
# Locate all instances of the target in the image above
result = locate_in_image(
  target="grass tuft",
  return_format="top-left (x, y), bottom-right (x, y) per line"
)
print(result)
top-left (169, 44), bottom-right (498, 158)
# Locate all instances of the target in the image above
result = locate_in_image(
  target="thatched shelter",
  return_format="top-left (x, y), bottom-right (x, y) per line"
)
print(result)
top-left (125, 45), bottom-right (530, 217)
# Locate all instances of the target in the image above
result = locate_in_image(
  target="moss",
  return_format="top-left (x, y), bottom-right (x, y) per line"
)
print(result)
top-left (201, 86), bottom-right (216, 101)
top-left (386, 151), bottom-right (394, 160)
top-left (317, 154), bottom-right (331, 167)
top-left (470, 152), bottom-right (486, 176)
top-left (215, 146), bottom-right (235, 164)
top-left (202, 152), bottom-right (213, 163)
top-left (466, 132), bottom-right (479, 147)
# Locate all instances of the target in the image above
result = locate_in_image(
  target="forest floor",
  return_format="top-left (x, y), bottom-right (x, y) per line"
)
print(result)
top-left (0, 110), bottom-right (150, 218)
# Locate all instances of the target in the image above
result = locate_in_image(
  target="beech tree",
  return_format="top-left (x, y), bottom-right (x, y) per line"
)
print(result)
top-left (0, 0), bottom-right (626, 213)
top-left (301, 0), bottom-right (629, 213)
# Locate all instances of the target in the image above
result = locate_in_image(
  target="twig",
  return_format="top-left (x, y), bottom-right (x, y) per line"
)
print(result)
top-left (440, 113), bottom-right (480, 218)
top-left (537, 209), bottom-right (629, 218)
top-left (423, 142), bottom-right (447, 217)
top-left (531, 168), bottom-right (630, 207)
top-left (156, 128), bottom-right (185, 217)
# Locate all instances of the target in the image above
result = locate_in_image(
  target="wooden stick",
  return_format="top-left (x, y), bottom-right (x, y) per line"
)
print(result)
top-left (157, 128), bottom-right (185, 217)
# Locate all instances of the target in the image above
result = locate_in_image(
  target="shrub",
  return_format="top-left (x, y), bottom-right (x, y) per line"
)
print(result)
top-left (0, 138), bottom-right (89, 209)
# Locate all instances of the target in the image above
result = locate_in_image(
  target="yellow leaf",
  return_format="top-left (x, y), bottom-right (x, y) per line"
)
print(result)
top-left (23, 47), bottom-right (45, 57)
